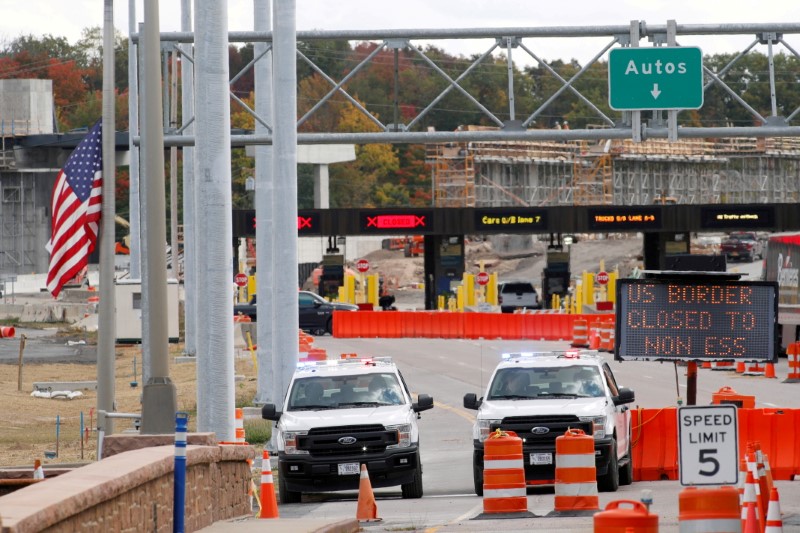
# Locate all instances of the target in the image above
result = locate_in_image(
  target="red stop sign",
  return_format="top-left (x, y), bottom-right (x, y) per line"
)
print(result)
top-left (356, 259), bottom-right (370, 273)
top-left (234, 273), bottom-right (248, 287)
top-left (596, 271), bottom-right (609, 285)
top-left (476, 272), bottom-right (490, 286)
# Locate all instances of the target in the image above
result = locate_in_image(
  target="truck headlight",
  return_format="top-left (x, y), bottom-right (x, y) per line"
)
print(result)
top-left (283, 431), bottom-right (309, 455)
top-left (579, 416), bottom-right (606, 439)
top-left (386, 424), bottom-right (412, 448)
top-left (478, 419), bottom-right (502, 442)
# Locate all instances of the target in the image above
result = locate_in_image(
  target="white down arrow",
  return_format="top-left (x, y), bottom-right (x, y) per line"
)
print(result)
top-left (650, 83), bottom-right (661, 99)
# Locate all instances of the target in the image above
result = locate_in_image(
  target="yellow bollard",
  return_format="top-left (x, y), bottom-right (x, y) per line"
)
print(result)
top-left (464, 273), bottom-right (475, 307)
top-left (607, 271), bottom-right (619, 303)
top-left (487, 272), bottom-right (498, 305)
top-left (456, 285), bottom-right (464, 311)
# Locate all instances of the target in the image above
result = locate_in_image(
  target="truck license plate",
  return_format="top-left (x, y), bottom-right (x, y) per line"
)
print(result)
top-left (530, 453), bottom-right (552, 465)
top-left (338, 462), bottom-right (361, 475)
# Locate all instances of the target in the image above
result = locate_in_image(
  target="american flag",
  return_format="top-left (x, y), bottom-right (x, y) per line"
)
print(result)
top-left (46, 121), bottom-right (104, 297)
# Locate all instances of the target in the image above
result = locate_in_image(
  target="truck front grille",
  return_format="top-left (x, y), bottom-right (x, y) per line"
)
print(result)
top-left (299, 424), bottom-right (398, 457)
top-left (494, 415), bottom-right (593, 446)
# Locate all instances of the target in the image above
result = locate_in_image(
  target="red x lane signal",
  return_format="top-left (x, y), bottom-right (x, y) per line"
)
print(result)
top-left (366, 214), bottom-right (426, 229)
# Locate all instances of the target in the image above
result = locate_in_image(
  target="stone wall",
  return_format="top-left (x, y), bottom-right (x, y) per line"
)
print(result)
top-left (0, 444), bottom-right (254, 533)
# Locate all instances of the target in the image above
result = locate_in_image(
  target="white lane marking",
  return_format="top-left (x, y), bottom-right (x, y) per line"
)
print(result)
top-left (424, 501), bottom-right (483, 533)
top-left (762, 402), bottom-right (778, 407)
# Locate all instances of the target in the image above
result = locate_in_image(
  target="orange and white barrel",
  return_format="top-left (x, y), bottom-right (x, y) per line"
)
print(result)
top-left (482, 430), bottom-right (528, 514)
top-left (235, 407), bottom-right (246, 443)
top-left (786, 342), bottom-right (800, 382)
top-left (679, 486), bottom-right (740, 533)
top-left (571, 319), bottom-right (589, 347)
top-left (554, 428), bottom-right (599, 512)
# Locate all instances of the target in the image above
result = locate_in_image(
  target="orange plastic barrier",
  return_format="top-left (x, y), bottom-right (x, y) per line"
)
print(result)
top-left (737, 409), bottom-right (800, 481)
top-left (678, 487), bottom-right (739, 533)
top-left (631, 407), bottom-right (679, 481)
top-left (332, 311), bottom-right (616, 341)
top-left (594, 500), bottom-right (658, 533)
top-left (483, 430), bottom-right (528, 514)
top-left (0, 326), bottom-right (15, 338)
top-left (711, 386), bottom-right (755, 409)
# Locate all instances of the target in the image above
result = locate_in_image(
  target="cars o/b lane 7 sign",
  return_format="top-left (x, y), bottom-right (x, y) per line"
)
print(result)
top-left (678, 405), bottom-right (738, 486)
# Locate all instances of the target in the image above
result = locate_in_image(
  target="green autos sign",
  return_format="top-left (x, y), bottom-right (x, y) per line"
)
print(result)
top-left (608, 47), bottom-right (703, 111)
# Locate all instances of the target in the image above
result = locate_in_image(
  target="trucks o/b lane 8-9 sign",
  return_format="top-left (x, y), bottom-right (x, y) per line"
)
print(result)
top-left (616, 278), bottom-right (778, 362)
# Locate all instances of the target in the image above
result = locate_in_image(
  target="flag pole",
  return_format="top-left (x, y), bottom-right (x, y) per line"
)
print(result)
top-left (97, 0), bottom-right (117, 441)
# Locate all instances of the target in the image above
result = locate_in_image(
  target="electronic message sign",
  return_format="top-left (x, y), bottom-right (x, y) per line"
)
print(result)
top-left (359, 210), bottom-right (434, 234)
top-left (700, 205), bottom-right (775, 230)
top-left (616, 278), bottom-right (777, 362)
top-left (587, 206), bottom-right (662, 231)
top-left (232, 209), bottom-right (321, 236)
top-left (474, 208), bottom-right (548, 232)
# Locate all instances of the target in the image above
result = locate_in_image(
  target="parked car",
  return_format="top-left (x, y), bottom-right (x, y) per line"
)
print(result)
top-left (497, 281), bottom-right (541, 313)
top-left (720, 231), bottom-right (765, 262)
top-left (233, 291), bottom-right (358, 335)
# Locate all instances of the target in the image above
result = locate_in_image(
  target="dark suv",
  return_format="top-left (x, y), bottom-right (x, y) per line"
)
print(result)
top-left (233, 291), bottom-right (358, 335)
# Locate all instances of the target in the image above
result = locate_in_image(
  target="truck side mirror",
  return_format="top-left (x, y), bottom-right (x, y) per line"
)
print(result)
top-left (613, 387), bottom-right (635, 406)
top-left (463, 393), bottom-right (481, 410)
top-left (413, 394), bottom-right (434, 413)
top-left (261, 403), bottom-right (282, 421)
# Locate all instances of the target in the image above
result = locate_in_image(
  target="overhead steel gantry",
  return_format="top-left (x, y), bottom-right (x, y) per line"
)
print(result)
top-left (138, 20), bottom-right (800, 148)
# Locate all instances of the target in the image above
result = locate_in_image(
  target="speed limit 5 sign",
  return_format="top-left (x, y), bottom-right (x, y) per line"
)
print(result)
top-left (678, 405), bottom-right (738, 486)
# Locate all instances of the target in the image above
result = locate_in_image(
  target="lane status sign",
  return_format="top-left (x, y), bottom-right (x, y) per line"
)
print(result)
top-left (234, 273), bottom-right (248, 287)
top-left (476, 272), bottom-right (490, 286)
top-left (678, 405), bottom-right (738, 486)
top-left (596, 271), bottom-right (609, 285)
top-left (608, 47), bottom-right (703, 111)
top-left (356, 259), bottom-right (370, 273)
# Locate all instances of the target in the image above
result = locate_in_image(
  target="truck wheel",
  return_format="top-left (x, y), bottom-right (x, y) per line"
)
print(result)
top-left (278, 474), bottom-right (302, 504)
top-left (401, 453), bottom-right (424, 499)
top-left (473, 451), bottom-right (484, 496)
top-left (619, 440), bottom-right (633, 486)
top-left (325, 317), bottom-right (333, 335)
top-left (598, 438), bottom-right (619, 492)
top-left (313, 327), bottom-right (327, 337)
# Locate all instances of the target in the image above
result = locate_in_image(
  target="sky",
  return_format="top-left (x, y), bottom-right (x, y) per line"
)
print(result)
top-left (1, 0), bottom-right (799, 65)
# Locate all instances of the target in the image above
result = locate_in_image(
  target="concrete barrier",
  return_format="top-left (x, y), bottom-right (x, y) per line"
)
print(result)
top-left (0, 442), bottom-right (253, 532)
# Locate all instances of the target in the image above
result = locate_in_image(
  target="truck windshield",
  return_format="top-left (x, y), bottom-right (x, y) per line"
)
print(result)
top-left (287, 373), bottom-right (405, 410)
top-left (488, 365), bottom-right (605, 400)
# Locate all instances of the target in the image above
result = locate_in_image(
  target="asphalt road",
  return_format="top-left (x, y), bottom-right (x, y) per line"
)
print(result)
top-left (271, 335), bottom-right (800, 532)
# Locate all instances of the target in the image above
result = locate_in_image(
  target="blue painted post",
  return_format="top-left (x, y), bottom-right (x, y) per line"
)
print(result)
top-left (173, 412), bottom-right (188, 533)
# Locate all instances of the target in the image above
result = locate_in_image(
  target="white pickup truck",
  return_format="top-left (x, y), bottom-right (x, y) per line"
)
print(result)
top-left (261, 356), bottom-right (434, 502)
top-left (463, 350), bottom-right (635, 494)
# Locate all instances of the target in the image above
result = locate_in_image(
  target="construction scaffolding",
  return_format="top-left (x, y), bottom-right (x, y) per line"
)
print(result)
top-left (428, 134), bottom-right (800, 209)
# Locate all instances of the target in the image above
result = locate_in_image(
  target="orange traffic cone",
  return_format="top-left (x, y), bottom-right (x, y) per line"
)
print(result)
top-left (743, 501), bottom-right (759, 533)
top-left (742, 470), bottom-right (762, 532)
top-left (765, 487), bottom-right (783, 533)
top-left (259, 450), bottom-right (279, 518)
top-left (765, 362), bottom-right (777, 379)
top-left (33, 459), bottom-right (44, 480)
top-left (356, 464), bottom-right (381, 522)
